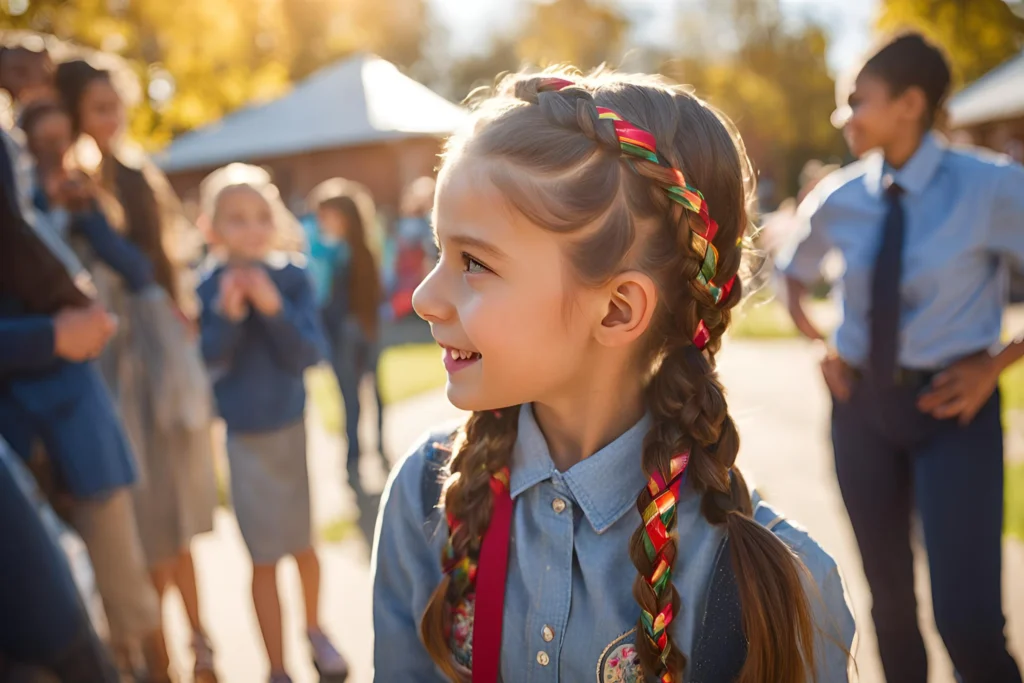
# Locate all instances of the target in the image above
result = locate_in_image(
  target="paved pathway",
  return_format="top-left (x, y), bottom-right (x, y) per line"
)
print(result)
top-left (161, 339), bottom-right (1023, 683)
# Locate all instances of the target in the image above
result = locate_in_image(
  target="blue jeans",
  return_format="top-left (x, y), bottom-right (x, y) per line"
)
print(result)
top-left (832, 376), bottom-right (1021, 683)
top-left (326, 319), bottom-right (383, 467)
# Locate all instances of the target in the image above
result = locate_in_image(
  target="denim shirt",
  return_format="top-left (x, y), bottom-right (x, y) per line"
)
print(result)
top-left (372, 405), bottom-right (854, 682)
top-left (778, 133), bottom-right (1024, 369)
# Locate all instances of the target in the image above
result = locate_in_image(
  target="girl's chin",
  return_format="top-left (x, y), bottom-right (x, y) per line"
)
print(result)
top-left (444, 383), bottom-right (510, 415)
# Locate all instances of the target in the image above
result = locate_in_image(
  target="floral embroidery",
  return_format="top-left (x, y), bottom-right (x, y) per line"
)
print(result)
top-left (450, 595), bottom-right (475, 668)
top-left (598, 631), bottom-right (644, 683)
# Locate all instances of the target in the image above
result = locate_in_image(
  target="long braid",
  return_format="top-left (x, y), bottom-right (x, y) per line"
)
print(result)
top-left (420, 407), bottom-right (521, 680)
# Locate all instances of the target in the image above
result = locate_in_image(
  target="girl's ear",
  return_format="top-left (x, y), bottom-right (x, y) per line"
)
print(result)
top-left (594, 270), bottom-right (658, 348)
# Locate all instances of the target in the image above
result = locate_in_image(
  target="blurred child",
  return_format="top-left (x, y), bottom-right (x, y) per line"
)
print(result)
top-left (196, 164), bottom-right (348, 683)
top-left (387, 176), bottom-right (436, 319)
top-left (306, 178), bottom-right (386, 492)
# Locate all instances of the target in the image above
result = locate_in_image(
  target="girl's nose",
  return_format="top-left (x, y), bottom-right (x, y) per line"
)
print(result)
top-left (412, 262), bottom-right (454, 324)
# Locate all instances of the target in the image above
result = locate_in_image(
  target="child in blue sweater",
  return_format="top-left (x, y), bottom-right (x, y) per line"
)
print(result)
top-left (196, 166), bottom-right (348, 683)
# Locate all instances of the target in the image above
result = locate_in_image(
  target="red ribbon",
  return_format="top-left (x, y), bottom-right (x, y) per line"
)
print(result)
top-left (471, 483), bottom-right (514, 682)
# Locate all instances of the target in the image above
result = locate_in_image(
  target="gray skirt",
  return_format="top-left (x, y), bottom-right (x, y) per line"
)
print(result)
top-left (226, 419), bottom-right (312, 564)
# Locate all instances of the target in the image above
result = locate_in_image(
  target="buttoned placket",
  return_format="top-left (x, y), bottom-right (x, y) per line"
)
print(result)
top-left (526, 474), bottom-right (575, 681)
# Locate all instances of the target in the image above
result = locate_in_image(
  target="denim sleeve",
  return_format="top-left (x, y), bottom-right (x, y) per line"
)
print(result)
top-left (0, 316), bottom-right (56, 374)
top-left (777, 188), bottom-right (834, 286)
top-left (371, 435), bottom-right (449, 683)
top-left (787, 531), bottom-right (855, 682)
top-left (805, 554), bottom-right (856, 682)
top-left (989, 160), bottom-right (1024, 269)
top-left (753, 500), bottom-right (855, 681)
top-left (71, 211), bottom-right (155, 293)
top-left (257, 267), bottom-right (327, 374)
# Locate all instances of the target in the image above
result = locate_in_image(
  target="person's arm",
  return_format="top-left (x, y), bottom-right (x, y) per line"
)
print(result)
top-left (776, 191), bottom-right (834, 343)
top-left (807, 562), bottom-right (855, 682)
top-left (917, 162), bottom-right (1024, 423)
top-left (198, 279), bottom-right (245, 372)
top-left (0, 317), bottom-right (56, 374)
top-left (370, 441), bottom-right (449, 682)
top-left (0, 305), bottom-right (117, 375)
top-left (254, 268), bottom-right (327, 374)
top-left (71, 209), bottom-right (155, 293)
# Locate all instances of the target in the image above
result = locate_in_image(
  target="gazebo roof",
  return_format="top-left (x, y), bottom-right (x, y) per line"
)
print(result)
top-left (157, 53), bottom-right (467, 173)
top-left (948, 50), bottom-right (1024, 128)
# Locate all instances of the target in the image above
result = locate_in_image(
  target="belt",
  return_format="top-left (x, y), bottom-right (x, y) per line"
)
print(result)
top-left (847, 364), bottom-right (939, 390)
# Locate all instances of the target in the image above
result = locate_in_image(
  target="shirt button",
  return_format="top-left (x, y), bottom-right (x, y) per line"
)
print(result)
top-left (542, 625), bottom-right (555, 642)
top-left (551, 498), bottom-right (566, 513)
top-left (536, 650), bottom-right (550, 666)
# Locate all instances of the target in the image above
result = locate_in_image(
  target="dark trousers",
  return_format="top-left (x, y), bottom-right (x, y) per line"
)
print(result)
top-left (833, 376), bottom-right (1021, 683)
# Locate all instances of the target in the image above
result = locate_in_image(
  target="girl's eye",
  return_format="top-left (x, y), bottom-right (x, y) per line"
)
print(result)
top-left (462, 253), bottom-right (490, 275)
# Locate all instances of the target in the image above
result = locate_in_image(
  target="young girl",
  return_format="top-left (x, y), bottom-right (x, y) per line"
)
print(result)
top-left (55, 60), bottom-right (222, 683)
top-left (782, 33), bottom-right (1024, 683)
top-left (196, 164), bottom-right (349, 683)
top-left (372, 69), bottom-right (854, 681)
top-left (306, 178), bottom-right (386, 491)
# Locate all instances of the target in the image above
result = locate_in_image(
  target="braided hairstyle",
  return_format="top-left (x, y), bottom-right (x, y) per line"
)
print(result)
top-left (421, 68), bottom-right (816, 682)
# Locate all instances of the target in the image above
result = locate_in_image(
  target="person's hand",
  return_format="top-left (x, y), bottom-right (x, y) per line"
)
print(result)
top-left (917, 351), bottom-right (1000, 425)
top-left (58, 171), bottom-right (96, 213)
top-left (818, 342), bottom-right (853, 402)
top-left (53, 304), bottom-right (117, 362)
top-left (239, 267), bottom-right (282, 316)
top-left (217, 269), bottom-right (250, 322)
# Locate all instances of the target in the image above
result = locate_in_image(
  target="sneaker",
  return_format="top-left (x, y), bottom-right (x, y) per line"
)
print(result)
top-left (308, 628), bottom-right (349, 681)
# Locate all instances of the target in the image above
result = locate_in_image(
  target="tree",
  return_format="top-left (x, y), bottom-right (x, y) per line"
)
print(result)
top-left (516, 0), bottom-right (629, 71)
top-left (877, 0), bottom-right (1024, 85)
top-left (2, 0), bottom-right (428, 146)
top-left (661, 6), bottom-right (846, 204)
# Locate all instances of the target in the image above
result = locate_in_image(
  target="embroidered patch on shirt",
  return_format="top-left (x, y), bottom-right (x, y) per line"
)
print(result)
top-left (597, 629), bottom-right (644, 683)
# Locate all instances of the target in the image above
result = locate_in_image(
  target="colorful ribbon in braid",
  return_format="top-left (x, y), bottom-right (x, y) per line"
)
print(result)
top-left (442, 467), bottom-right (512, 600)
top-left (639, 451), bottom-right (691, 681)
top-left (535, 78), bottom-right (736, 351)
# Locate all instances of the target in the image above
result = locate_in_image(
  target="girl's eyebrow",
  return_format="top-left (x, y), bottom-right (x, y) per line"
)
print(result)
top-left (446, 234), bottom-right (508, 261)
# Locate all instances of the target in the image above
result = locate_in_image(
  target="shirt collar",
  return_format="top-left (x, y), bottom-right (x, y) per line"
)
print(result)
top-left (510, 404), bottom-right (651, 534)
top-left (884, 132), bottom-right (945, 195)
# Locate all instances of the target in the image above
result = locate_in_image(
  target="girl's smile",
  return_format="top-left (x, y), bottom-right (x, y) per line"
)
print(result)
top-left (439, 343), bottom-right (482, 374)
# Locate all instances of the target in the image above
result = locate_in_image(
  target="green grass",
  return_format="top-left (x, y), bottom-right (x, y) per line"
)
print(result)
top-left (728, 297), bottom-right (801, 340)
top-left (1002, 360), bottom-right (1024, 414)
top-left (320, 515), bottom-right (359, 544)
top-left (307, 343), bottom-right (446, 434)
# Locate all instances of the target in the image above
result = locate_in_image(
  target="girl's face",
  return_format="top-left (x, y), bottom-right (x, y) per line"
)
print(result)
top-left (412, 158), bottom-right (611, 412)
top-left (212, 186), bottom-right (276, 262)
top-left (317, 206), bottom-right (349, 241)
top-left (79, 78), bottom-right (124, 151)
top-left (28, 110), bottom-right (73, 171)
top-left (843, 71), bottom-right (925, 158)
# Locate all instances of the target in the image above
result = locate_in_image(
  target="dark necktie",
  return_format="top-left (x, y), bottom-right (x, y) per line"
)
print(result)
top-left (869, 180), bottom-right (905, 383)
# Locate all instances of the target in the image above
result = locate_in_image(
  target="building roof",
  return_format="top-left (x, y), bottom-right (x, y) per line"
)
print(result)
top-left (948, 49), bottom-right (1024, 128)
top-left (156, 54), bottom-right (467, 173)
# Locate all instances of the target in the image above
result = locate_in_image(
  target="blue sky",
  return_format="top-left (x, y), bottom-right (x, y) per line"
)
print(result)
top-left (428, 0), bottom-right (880, 75)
